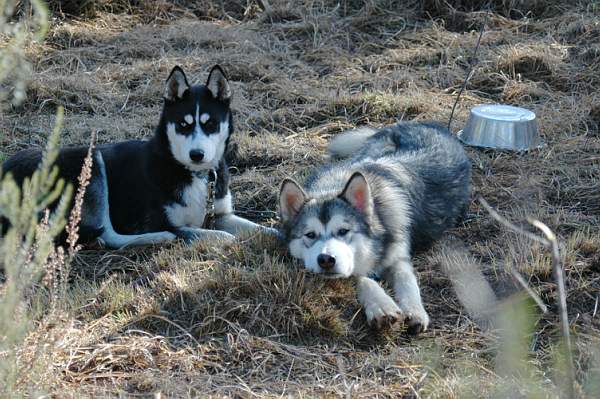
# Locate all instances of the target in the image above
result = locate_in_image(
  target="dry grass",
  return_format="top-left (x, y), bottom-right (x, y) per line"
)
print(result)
top-left (1, 0), bottom-right (600, 397)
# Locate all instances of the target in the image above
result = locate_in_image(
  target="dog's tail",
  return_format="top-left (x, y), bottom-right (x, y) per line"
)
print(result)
top-left (328, 127), bottom-right (378, 158)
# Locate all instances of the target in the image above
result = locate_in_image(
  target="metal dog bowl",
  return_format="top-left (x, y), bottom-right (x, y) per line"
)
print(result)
top-left (457, 104), bottom-right (543, 151)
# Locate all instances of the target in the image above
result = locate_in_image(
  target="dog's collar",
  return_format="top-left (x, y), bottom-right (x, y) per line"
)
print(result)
top-left (198, 169), bottom-right (217, 229)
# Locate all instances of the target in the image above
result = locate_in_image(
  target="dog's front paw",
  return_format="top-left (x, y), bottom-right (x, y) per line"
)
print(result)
top-left (364, 295), bottom-right (404, 329)
top-left (176, 228), bottom-right (235, 245)
top-left (175, 229), bottom-right (200, 244)
top-left (210, 230), bottom-right (236, 243)
top-left (400, 306), bottom-right (430, 335)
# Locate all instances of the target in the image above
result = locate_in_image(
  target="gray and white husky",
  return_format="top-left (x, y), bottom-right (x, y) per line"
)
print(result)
top-left (279, 122), bottom-right (471, 333)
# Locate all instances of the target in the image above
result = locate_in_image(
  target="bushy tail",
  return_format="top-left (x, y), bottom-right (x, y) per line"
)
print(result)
top-left (328, 127), bottom-right (378, 158)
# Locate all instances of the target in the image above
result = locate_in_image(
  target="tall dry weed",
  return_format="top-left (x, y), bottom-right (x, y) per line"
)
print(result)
top-left (0, 107), bottom-right (96, 396)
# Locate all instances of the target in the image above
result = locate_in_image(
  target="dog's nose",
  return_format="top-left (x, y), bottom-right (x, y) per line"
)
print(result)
top-left (189, 150), bottom-right (204, 163)
top-left (317, 254), bottom-right (336, 270)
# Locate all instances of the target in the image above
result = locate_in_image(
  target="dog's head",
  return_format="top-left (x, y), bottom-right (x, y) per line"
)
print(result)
top-left (279, 172), bottom-right (377, 278)
top-left (159, 65), bottom-right (232, 171)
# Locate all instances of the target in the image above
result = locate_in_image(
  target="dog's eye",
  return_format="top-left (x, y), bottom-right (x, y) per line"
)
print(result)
top-left (180, 122), bottom-right (188, 128)
top-left (338, 228), bottom-right (349, 237)
top-left (304, 232), bottom-right (316, 240)
top-left (202, 119), bottom-right (218, 133)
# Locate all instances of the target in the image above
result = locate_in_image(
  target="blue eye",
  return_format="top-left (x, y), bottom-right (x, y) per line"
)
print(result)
top-left (305, 232), bottom-right (316, 239)
top-left (338, 229), bottom-right (349, 236)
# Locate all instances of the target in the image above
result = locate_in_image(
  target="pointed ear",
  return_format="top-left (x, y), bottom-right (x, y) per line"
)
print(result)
top-left (206, 65), bottom-right (232, 102)
top-left (340, 172), bottom-right (373, 216)
top-left (279, 178), bottom-right (307, 223)
top-left (164, 66), bottom-right (190, 101)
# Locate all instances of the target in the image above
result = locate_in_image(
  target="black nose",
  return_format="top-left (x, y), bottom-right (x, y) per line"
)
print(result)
top-left (189, 150), bottom-right (204, 163)
top-left (317, 254), bottom-right (336, 270)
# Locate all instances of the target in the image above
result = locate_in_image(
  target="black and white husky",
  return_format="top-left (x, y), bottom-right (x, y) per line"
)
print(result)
top-left (3, 65), bottom-right (274, 248)
top-left (278, 122), bottom-right (471, 333)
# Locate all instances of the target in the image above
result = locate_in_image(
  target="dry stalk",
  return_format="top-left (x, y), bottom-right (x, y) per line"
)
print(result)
top-left (506, 267), bottom-right (548, 314)
top-left (65, 130), bottom-right (97, 255)
top-left (529, 219), bottom-right (576, 399)
top-left (54, 131), bottom-right (97, 307)
top-left (447, 3), bottom-right (491, 132)
top-left (478, 197), bottom-right (549, 246)
top-left (478, 196), bottom-right (576, 398)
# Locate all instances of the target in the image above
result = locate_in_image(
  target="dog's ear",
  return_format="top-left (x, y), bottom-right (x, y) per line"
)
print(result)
top-left (340, 172), bottom-right (373, 216)
top-left (279, 179), bottom-right (307, 223)
top-left (164, 66), bottom-right (190, 101)
top-left (206, 65), bottom-right (232, 103)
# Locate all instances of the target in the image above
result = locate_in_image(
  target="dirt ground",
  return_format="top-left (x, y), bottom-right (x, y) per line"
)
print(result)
top-left (1, 0), bottom-right (600, 397)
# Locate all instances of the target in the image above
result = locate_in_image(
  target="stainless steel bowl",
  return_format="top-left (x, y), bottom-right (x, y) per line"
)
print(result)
top-left (457, 104), bottom-right (543, 151)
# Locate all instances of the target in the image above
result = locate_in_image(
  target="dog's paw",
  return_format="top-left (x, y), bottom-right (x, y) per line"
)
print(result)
top-left (209, 230), bottom-right (236, 243)
top-left (364, 295), bottom-right (404, 329)
top-left (175, 229), bottom-right (200, 244)
top-left (400, 306), bottom-right (430, 335)
top-left (176, 228), bottom-right (235, 245)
